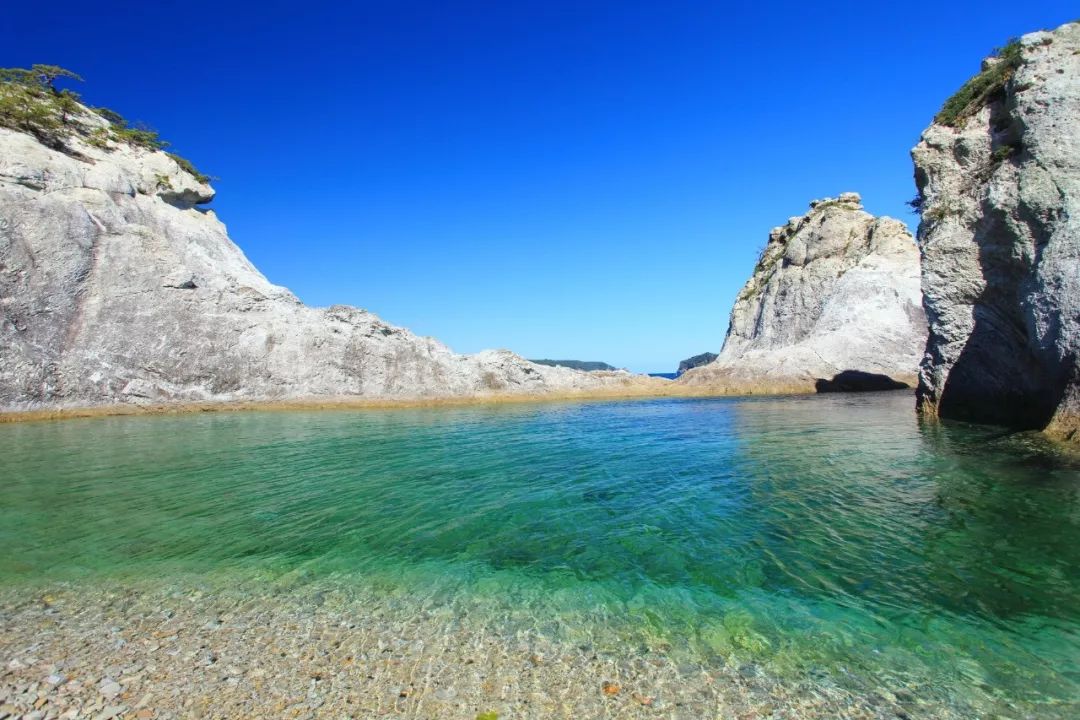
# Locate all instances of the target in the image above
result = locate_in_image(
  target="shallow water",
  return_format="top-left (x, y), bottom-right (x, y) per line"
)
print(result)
top-left (2, 393), bottom-right (1078, 715)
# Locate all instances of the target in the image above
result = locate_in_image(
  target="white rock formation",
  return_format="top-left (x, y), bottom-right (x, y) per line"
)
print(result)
top-left (0, 116), bottom-right (653, 411)
top-left (914, 21), bottom-right (1080, 440)
top-left (679, 193), bottom-right (927, 392)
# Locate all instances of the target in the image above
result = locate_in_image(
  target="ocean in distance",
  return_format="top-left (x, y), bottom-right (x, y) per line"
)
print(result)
top-left (1, 393), bottom-right (1077, 718)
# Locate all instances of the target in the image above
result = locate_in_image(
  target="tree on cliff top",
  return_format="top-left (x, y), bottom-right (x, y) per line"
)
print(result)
top-left (0, 64), bottom-right (209, 183)
top-left (0, 64), bottom-right (82, 145)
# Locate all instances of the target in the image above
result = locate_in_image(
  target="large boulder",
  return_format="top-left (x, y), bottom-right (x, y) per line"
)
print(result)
top-left (913, 21), bottom-right (1080, 440)
top-left (679, 193), bottom-right (927, 393)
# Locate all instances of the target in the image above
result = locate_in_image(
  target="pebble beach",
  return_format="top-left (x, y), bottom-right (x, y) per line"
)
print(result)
top-left (1, 575), bottom-right (970, 720)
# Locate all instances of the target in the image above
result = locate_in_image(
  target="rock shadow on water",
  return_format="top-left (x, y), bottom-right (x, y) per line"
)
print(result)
top-left (814, 370), bottom-right (909, 393)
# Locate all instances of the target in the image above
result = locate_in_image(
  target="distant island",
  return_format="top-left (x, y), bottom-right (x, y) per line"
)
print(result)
top-left (529, 359), bottom-right (617, 372)
top-left (677, 352), bottom-right (718, 376)
top-left (645, 352), bottom-right (719, 380)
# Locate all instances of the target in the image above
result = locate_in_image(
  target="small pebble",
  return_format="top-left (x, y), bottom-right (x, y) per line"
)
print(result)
top-left (0, 581), bottom-right (987, 719)
top-left (98, 679), bottom-right (121, 700)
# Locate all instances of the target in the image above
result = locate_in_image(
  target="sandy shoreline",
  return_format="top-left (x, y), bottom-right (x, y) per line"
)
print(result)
top-left (0, 575), bottom-right (965, 720)
top-left (0, 384), bottom-right (822, 425)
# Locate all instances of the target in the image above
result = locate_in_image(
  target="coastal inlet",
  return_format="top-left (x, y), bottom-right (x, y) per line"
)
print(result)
top-left (1, 393), bottom-right (1079, 718)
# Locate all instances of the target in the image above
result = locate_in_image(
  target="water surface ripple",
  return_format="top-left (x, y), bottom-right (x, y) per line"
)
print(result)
top-left (2, 393), bottom-right (1078, 715)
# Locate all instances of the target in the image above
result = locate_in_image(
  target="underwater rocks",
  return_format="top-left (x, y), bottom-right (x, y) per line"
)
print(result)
top-left (0, 581), bottom-right (974, 720)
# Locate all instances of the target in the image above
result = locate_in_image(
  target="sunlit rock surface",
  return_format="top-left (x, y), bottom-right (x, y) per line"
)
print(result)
top-left (679, 193), bottom-right (926, 393)
top-left (0, 119), bottom-right (654, 410)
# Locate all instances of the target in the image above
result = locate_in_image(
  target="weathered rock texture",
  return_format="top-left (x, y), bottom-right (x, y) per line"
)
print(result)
top-left (0, 119), bottom-right (654, 411)
top-left (679, 193), bottom-right (927, 393)
top-left (914, 22), bottom-right (1080, 440)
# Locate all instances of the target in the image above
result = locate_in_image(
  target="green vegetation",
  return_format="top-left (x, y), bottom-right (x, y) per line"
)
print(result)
top-left (112, 123), bottom-right (168, 151)
top-left (166, 151), bottom-right (211, 184)
top-left (922, 200), bottom-right (964, 223)
top-left (924, 205), bottom-right (948, 222)
top-left (0, 64), bottom-right (210, 184)
top-left (991, 144), bottom-right (1017, 163)
top-left (935, 40), bottom-right (1024, 127)
top-left (0, 65), bottom-right (81, 146)
top-left (906, 193), bottom-right (924, 214)
top-left (734, 238), bottom-right (785, 303)
top-left (92, 106), bottom-right (125, 126)
top-left (85, 126), bottom-right (110, 149)
top-left (754, 248), bottom-right (780, 275)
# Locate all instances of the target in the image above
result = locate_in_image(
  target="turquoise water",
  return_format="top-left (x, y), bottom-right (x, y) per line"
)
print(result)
top-left (2, 393), bottom-right (1079, 714)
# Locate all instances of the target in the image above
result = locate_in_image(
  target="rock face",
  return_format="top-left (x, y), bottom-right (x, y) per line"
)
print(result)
top-left (676, 352), bottom-right (717, 376)
top-left (679, 193), bottom-right (927, 392)
top-left (0, 119), bottom-right (651, 411)
top-left (913, 22), bottom-right (1080, 440)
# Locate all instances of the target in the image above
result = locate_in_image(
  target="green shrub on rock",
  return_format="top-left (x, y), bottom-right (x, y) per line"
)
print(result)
top-left (113, 123), bottom-right (168, 150)
top-left (0, 63), bottom-right (211, 184)
top-left (166, 152), bottom-right (211, 184)
top-left (0, 65), bottom-right (77, 146)
top-left (935, 40), bottom-right (1023, 127)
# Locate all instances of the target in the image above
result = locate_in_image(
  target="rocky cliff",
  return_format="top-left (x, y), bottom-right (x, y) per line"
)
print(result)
top-left (0, 110), bottom-right (653, 411)
top-left (913, 21), bottom-right (1080, 440)
top-left (679, 193), bottom-right (927, 392)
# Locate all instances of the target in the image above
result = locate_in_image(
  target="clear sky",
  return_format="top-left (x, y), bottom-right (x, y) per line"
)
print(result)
top-left (4, 2), bottom-right (1076, 372)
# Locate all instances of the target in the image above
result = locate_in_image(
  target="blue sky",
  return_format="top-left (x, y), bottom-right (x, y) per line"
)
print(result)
top-left (4, 2), bottom-right (1075, 371)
